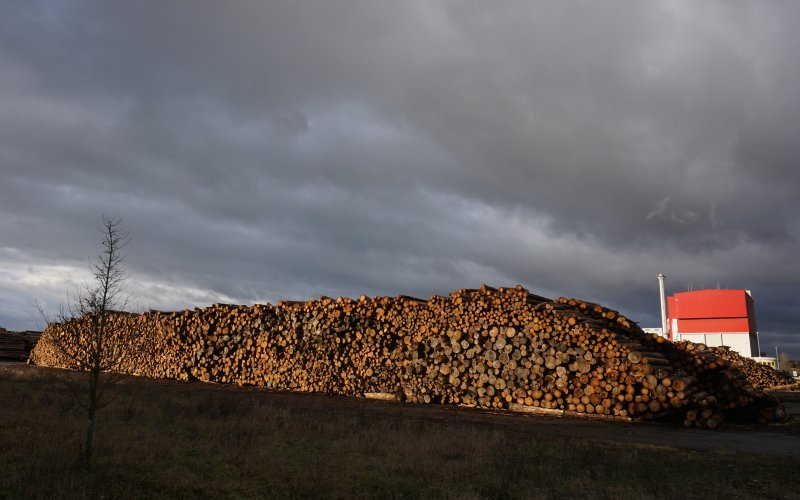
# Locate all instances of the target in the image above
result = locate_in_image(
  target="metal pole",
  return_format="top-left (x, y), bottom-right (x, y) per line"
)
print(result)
top-left (658, 273), bottom-right (668, 339)
top-left (775, 346), bottom-right (780, 371)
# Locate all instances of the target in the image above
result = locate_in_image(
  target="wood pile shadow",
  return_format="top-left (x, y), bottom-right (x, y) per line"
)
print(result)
top-left (0, 326), bottom-right (41, 361)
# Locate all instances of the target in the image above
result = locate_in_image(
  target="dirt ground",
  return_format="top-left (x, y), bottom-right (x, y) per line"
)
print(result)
top-left (4, 362), bottom-right (799, 458)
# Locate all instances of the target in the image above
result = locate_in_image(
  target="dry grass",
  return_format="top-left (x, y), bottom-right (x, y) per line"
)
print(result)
top-left (1, 365), bottom-right (797, 499)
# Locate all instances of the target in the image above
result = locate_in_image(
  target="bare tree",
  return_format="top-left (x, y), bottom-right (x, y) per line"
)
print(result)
top-left (778, 352), bottom-right (792, 372)
top-left (38, 215), bottom-right (133, 471)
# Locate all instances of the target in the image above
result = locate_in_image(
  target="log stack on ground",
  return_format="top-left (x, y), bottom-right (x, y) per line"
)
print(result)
top-left (0, 327), bottom-right (41, 361)
top-left (29, 285), bottom-right (785, 428)
top-left (681, 343), bottom-right (793, 390)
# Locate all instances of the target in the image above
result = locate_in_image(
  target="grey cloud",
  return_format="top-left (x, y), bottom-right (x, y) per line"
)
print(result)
top-left (1, 1), bottom-right (798, 356)
top-left (646, 197), bottom-right (701, 226)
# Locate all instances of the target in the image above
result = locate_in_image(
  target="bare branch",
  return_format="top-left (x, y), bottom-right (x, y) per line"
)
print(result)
top-left (38, 215), bottom-right (135, 471)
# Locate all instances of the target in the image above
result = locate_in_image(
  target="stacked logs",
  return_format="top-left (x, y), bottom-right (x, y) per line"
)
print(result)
top-left (29, 313), bottom-right (163, 375)
top-left (30, 285), bottom-right (783, 428)
top-left (674, 343), bottom-right (792, 389)
top-left (0, 327), bottom-right (42, 361)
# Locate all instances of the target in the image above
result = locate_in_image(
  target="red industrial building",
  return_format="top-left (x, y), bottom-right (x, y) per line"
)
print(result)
top-left (667, 289), bottom-right (760, 358)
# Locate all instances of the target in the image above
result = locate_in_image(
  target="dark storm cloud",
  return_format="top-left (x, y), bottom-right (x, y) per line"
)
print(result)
top-left (1, 1), bottom-right (798, 355)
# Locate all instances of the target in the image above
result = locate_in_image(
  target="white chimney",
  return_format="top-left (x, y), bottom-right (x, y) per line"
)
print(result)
top-left (658, 273), bottom-right (668, 339)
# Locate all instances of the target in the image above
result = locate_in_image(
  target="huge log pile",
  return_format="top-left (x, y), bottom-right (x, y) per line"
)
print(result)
top-left (30, 285), bottom-right (785, 428)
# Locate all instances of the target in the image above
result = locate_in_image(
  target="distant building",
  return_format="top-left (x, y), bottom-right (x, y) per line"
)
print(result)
top-left (752, 356), bottom-right (778, 368)
top-left (667, 289), bottom-right (760, 358)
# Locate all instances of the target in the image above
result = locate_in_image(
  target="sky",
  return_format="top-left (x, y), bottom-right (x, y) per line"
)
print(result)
top-left (1, 1), bottom-right (798, 357)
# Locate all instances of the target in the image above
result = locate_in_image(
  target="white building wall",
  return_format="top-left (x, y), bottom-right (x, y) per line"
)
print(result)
top-left (705, 333), bottom-right (723, 347)
top-left (720, 333), bottom-right (753, 358)
top-left (677, 332), bottom-right (753, 358)
top-left (677, 333), bottom-right (705, 346)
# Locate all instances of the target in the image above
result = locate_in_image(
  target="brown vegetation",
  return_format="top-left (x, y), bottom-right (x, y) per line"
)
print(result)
top-left (2, 365), bottom-right (798, 499)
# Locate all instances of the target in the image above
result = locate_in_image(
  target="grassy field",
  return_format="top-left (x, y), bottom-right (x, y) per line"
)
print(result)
top-left (1, 365), bottom-right (798, 499)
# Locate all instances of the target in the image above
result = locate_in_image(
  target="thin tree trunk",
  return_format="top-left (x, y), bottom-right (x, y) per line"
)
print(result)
top-left (83, 417), bottom-right (94, 471)
top-left (84, 368), bottom-right (100, 471)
